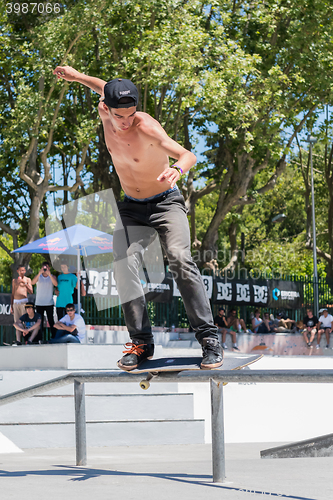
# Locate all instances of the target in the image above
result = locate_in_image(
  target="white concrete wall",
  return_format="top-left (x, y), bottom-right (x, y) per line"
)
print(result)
top-left (178, 356), bottom-right (333, 444)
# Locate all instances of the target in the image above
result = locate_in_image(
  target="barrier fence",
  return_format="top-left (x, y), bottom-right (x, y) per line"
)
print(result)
top-left (1, 274), bottom-right (333, 345)
top-left (79, 274), bottom-right (333, 328)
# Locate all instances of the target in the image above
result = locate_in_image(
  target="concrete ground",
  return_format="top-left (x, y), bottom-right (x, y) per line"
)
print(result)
top-left (1, 443), bottom-right (332, 500)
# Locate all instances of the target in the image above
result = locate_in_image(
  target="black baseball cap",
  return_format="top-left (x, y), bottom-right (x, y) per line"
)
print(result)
top-left (103, 78), bottom-right (138, 108)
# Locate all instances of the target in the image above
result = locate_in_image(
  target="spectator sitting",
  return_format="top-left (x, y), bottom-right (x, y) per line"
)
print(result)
top-left (277, 311), bottom-right (296, 330)
top-left (227, 308), bottom-right (249, 333)
top-left (257, 312), bottom-right (276, 334)
top-left (295, 320), bottom-right (304, 333)
top-left (49, 303), bottom-right (86, 344)
top-left (214, 307), bottom-right (239, 351)
top-left (269, 313), bottom-right (280, 328)
top-left (302, 308), bottom-right (318, 348)
top-left (317, 307), bottom-right (333, 349)
top-left (251, 309), bottom-right (263, 333)
top-left (269, 312), bottom-right (295, 332)
top-left (13, 302), bottom-right (42, 345)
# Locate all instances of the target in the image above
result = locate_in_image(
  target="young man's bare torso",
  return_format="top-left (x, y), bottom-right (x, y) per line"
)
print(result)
top-left (99, 105), bottom-right (174, 198)
top-left (11, 268), bottom-right (33, 303)
top-left (54, 65), bottom-right (196, 199)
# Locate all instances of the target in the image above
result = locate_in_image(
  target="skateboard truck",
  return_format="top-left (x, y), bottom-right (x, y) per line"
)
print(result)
top-left (139, 371), bottom-right (158, 390)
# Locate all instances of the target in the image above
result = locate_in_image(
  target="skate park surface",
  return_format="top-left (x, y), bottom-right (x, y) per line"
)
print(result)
top-left (1, 443), bottom-right (331, 500)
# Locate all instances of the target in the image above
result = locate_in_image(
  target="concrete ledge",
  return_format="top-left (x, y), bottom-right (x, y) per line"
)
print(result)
top-left (261, 433), bottom-right (333, 459)
top-left (0, 344), bottom-right (164, 371)
top-left (227, 332), bottom-right (333, 356)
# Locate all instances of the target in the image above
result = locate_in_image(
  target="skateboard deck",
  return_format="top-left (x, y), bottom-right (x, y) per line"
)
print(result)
top-left (124, 353), bottom-right (263, 389)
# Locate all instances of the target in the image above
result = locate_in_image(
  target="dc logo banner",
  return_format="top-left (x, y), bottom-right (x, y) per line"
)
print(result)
top-left (87, 270), bottom-right (109, 296)
top-left (213, 279), bottom-right (270, 306)
top-left (236, 284), bottom-right (250, 302)
top-left (253, 285), bottom-right (268, 304)
top-left (216, 282), bottom-right (233, 301)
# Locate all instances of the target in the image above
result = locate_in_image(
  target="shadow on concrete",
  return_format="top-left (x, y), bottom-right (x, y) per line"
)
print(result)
top-left (0, 465), bottom-right (318, 500)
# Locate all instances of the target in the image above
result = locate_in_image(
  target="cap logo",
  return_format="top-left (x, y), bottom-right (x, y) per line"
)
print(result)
top-left (119, 90), bottom-right (131, 95)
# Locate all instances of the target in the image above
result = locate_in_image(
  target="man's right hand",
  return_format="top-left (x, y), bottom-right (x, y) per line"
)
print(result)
top-left (53, 66), bottom-right (79, 82)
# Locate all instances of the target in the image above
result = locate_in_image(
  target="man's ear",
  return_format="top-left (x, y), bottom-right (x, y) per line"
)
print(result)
top-left (101, 102), bottom-right (109, 112)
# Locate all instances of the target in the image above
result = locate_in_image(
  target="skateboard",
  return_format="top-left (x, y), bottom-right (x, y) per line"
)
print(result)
top-left (124, 353), bottom-right (263, 390)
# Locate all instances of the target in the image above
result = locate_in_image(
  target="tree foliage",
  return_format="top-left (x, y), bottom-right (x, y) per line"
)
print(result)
top-left (193, 0), bottom-right (333, 269)
top-left (1, 0), bottom-right (333, 283)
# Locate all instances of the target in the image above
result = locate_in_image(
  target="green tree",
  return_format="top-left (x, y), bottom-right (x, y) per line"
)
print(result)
top-left (191, 0), bottom-right (333, 269)
top-left (0, 2), bottom-right (106, 273)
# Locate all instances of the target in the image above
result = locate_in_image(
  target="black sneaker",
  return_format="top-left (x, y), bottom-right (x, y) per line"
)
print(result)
top-left (117, 340), bottom-right (154, 371)
top-left (12, 341), bottom-right (22, 346)
top-left (233, 345), bottom-right (240, 351)
top-left (200, 337), bottom-right (223, 369)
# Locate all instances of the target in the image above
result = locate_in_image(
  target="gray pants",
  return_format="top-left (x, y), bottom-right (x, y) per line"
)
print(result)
top-left (113, 189), bottom-right (218, 344)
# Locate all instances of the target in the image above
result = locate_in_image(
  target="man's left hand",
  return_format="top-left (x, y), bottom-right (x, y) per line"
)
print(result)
top-left (157, 167), bottom-right (180, 188)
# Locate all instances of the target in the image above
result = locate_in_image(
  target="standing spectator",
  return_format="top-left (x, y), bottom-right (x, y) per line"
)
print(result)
top-left (13, 302), bottom-right (41, 345)
top-left (49, 303), bottom-right (86, 343)
top-left (317, 308), bottom-right (333, 349)
top-left (11, 265), bottom-right (33, 344)
top-left (31, 262), bottom-right (57, 340)
top-left (214, 307), bottom-right (239, 350)
top-left (227, 308), bottom-right (248, 333)
top-left (251, 309), bottom-right (263, 333)
top-left (56, 261), bottom-right (77, 320)
top-left (70, 266), bottom-right (86, 313)
top-left (302, 308), bottom-right (318, 348)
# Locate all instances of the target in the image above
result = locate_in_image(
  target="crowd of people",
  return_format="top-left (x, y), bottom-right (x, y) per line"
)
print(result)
top-left (9, 262), bottom-right (333, 352)
top-left (214, 306), bottom-right (333, 351)
top-left (10, 261), bottom-right (86, 345)
top-left (302, 307), bottom-right (333, 349)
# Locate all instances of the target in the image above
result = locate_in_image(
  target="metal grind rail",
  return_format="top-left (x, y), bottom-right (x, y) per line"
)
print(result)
top-left (1, 369), bottom-right (333, 483)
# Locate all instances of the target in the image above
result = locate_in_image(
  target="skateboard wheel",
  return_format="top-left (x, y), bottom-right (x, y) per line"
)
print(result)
top-left (140, 380), bottom-right (150, 390)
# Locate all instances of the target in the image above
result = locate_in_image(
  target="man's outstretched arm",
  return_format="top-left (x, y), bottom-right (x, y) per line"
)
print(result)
top-left (53, 66), bottom-right (106, 95)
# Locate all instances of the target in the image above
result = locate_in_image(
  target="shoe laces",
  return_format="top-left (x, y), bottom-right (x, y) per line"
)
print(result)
top-left (122, 342), bottom-right (145, 356)
top-left (203, 341), bottom-right (219, 355)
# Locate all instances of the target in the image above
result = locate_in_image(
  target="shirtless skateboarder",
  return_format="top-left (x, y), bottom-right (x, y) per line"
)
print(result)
top-left (53, 65), bottom-right (222, 370)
